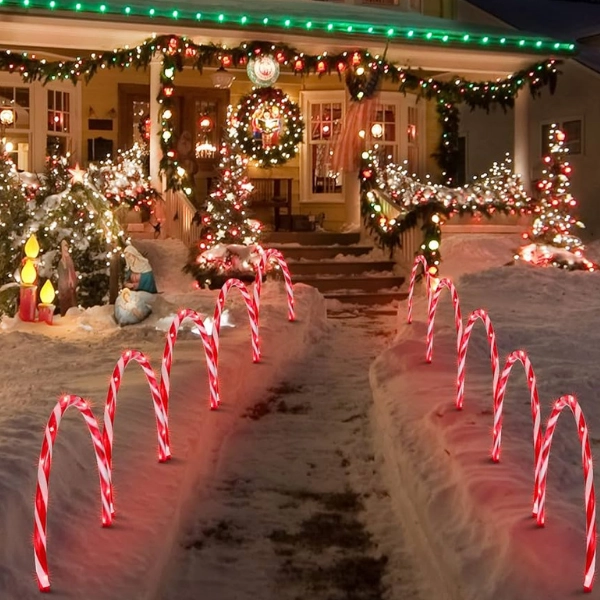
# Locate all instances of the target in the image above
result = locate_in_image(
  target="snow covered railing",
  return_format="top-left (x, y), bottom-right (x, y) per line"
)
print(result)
top-left (406, 256), bottom-right (597, 593)
top-left (32, 254), bottom-right (295, 591)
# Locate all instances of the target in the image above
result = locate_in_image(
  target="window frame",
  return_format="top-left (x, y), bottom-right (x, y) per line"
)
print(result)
top-left (300, 90), bottom-right (346, 204)
top-left (540, 117), bottom-right (584, 157)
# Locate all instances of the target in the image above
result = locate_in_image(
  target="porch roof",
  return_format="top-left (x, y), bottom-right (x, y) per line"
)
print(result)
top-left (0, 0), bottom-right (577, 57)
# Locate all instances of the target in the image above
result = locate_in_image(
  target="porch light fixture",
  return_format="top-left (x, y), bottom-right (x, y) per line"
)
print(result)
top-left (211, 66), bottom-right (235, 89)
top-left (0, 107), bottom-right (14, 127)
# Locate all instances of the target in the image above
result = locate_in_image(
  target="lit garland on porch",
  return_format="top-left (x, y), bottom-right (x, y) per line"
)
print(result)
top-left (360, 151), bottom-right (533, 268)
top-left (0, 34), bottom-right (562, 188)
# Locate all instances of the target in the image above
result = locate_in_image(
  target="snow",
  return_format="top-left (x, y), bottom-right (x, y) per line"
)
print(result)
top-left (0, 232), bottom-right (599, 599)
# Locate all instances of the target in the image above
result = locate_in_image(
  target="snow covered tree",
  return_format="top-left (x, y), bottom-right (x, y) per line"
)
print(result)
top-left (184, 114), bottom-right (262, 288)
top-left (518, 126), bottom-right (596, 271)
top-left (25, 152), bottom-right (127, 308)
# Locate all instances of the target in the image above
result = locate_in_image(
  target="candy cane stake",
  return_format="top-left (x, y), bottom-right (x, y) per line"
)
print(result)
top-left (34, 394), bottom-right (112, 592)
top-left (493, 350), bottom-right (542, 516)
top-left (534, 395), bottom-right (596, 593)
top-left (213, 278), bottom-right (260, 363)
top-left (258, 249), bottom-right (295, 322)
top-left (103, 350), bottom-right (170, 515)
top-left (407, 255), bottom-right (430, 324)
top-left (425, 278), bottom-right (463, 364)
top-left (456, 309), bottom-right (499, 411)
top-left (161, 309), bottom-right (219, 412)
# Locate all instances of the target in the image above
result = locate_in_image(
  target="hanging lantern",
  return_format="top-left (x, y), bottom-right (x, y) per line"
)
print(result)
top-left (316, 60), bottom-right (327, 74)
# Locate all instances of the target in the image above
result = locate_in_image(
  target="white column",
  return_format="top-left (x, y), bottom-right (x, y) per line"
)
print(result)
top-left (31, 81), bottom-right (47, 172)
top-left (344, 172), bottom-right (361, 231)
top-left (149, 55), bottom-right (163, 191)
top-left (514, 91), bottom-right (531, 191)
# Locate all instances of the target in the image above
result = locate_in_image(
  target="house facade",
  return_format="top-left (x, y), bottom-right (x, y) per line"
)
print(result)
top-left (457, 0), bottom-right (600, 239)
top-left (0, 0), bottom-right (573, 235)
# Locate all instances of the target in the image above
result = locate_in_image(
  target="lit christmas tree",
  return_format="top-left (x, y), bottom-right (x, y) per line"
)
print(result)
top-left (518, 126), bottom-right (596, 271)
top-left (24, 152), bottom-right (128, 308)
top-left (0, 150), bottom-right (30, 315)
top-left (184, 112), bottom-right (262, 288)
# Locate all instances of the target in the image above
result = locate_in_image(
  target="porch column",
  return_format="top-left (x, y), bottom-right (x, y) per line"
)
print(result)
top-left (514, 91), bottom-right (531, 192)
top-left (149, 55), bottom-right (162, 191)
top-left (344, 171), bottom-right (361, 230)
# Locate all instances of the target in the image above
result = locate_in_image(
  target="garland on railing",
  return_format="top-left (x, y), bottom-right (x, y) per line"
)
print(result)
top-left (0, 34), bottom-right (561, 188)
top-left (360, 152), bottom-right (534, 269)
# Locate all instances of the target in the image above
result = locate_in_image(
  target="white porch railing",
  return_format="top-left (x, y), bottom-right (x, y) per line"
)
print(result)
top-left (372, 191), bottom-right (424, 264)
top-left (163, 190), bottom-right (203, 248)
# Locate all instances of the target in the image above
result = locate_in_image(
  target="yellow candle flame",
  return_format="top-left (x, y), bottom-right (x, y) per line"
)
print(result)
top-left (40, 280), bottom-right (56, 305)
top-left (24, 234), bottom-right (40, 259)
top-left (21, 259), bottom-right (37, 285)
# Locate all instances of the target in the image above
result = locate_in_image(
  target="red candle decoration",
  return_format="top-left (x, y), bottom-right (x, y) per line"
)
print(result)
top-left (38, 280), bottom-right (56, 325)
top-left (19, 234), bottom-right (40, 322)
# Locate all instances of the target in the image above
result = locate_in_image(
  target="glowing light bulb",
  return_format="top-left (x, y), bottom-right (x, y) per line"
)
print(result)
top-left (40, 280), bottom-right (56, 305)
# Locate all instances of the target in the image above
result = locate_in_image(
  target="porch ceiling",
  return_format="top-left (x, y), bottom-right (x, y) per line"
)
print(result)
top-left (0, 13), bottom-right (566, 79)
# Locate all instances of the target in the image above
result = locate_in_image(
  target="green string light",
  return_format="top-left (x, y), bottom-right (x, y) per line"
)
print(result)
top-left (241, 15), bottom-right (247, 24)
top-left (49, 0), bottom-right (55, 7)
top-left (327, 23), bottom-right (333, 31)
top-left (367, 26), bottom-right (374, 33)
top-left (218, 13), bottom-right (224, 21)
top-left (306, 21), bottom-right (312, 29)
top-left (519, 39), bottom-right (525, 46)
top-left (195, 12), bottom-right (201, 19)
top-left (442, 35), bottom-right (448, 42)
top-left (99, 4), bottom-right (105, 12)
top-left (536, 40), bottom-right (542, 48)
top-left (263, 17), bottom-right (268, 24)
top-left (463, 34), bottom-right (469, 41)
top-left (426, 32), bottom-right (432, 39)
top-left (407, 30), bottom-right (414, 37)
top-left (387, 28), bottom-right (394, 36)
top-left (285, 19), bottom-right (291, 27)
top-left (500, 37), bottom-right (506, 44)
top-left (149, 7), bottom-right (154, 15)
top-left (172, 10), bottom-right (178, 18)
top-left (482, 36), bottom-right (489, 43)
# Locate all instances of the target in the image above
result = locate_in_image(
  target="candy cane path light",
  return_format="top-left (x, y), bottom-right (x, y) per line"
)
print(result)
top-left (493, 350), bottom-right (543, 517)
top-left (255, 248), bottom-right (295, 323)
top-left (425, 278), bottom-right (462, 364)
top-left (407, 255), bottom-right (430, 325)
top-left (456, 309), bottom-right (499, 411)
top-left (34, 394), bottom-right (112, 592)
top-left (213, 278), bottom-right (260, 364)
top-left (103, 350), bottom-right (170, 514)
top-left (161, 309), bottom-right (219, 412)
top-left (535, 394), bottom-right (596, 593)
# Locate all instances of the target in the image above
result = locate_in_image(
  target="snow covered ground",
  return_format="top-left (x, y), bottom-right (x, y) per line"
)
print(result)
top-left (1, 233), bottom-right (599, 599)
top-left (372, 232), bottom-right (600, 600)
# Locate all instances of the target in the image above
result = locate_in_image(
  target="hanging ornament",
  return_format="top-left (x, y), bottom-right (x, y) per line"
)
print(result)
top-left (246, 54), bottom-right (280, 87)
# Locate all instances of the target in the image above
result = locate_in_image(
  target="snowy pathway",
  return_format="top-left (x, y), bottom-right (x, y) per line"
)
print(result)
top-left (152, 307), bottom-right (438, 600)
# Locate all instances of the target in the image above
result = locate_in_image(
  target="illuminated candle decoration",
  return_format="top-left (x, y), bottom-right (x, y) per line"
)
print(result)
top-left (19, 235), bottom-right (40, 322)
top-left (38, 280), bottom-right (56, 325)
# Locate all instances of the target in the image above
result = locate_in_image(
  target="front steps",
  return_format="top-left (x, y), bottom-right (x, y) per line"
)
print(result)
top-left (264, 231), bottom-right (407, 306)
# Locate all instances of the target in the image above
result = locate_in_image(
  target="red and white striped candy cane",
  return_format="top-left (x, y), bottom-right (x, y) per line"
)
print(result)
top-left (493, 350), bottom-right (542, 516)
top-left (534, 394), bottom-right (596, 593)
top-left (34, 394), bottom-right (112, 592)
top-left (259, 248), bottom-right (295, 322)
top-left (103, 349), bottom-right (170, 514)
top-left (161, 309), bottom-right (219, 412)
top-left (213, 278), bottom-right (260, 363)
top-left (425, 278), bottom-right (463, 364)
top-left (407, 255), bottom-right (430, 324)
top-left (456, 309), bottom-right (499, 411)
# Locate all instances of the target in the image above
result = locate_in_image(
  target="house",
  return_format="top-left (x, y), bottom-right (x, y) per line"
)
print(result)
top-left (0, 0), bottom-right (574, 242)
top-left (457, 0), bottom-right (600, 238)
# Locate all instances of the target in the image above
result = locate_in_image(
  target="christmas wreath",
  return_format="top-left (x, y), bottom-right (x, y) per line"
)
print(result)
top-left (232, 87), bottom-right (304, 167)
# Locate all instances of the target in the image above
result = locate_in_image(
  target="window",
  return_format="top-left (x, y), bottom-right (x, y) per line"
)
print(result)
top-left (302, 92), bottom-right (345, 200)
top-left (541, 119), bottom-right (583, 155)
top-left (0, 84), bottom-right (31, 169)
top-left (47, 89), bottom-right (71, 155)
top-left (367, 92), bottom-right (422, 175)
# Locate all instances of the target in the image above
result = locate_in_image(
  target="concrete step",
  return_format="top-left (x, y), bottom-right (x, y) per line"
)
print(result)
top-left (267, 245), bottom-right (373, 260)
top-left (263, 231), bottom-right (361, 245)
top-left (288, 260), bottom-right (395, 276)
top-left (324, 290), bottom-right (409, 306)
top-left (292, 274), bottom-right (405, 294)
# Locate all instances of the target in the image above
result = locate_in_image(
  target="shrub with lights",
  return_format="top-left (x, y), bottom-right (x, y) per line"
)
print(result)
top-left (231, 87), bottom-right (304, 167)
top-left (184, 115), bottom-right (263, 289)
top-left (88, 143), bottom-right (163, 226)
top-left (360, 151), bottom-right (533, 271)
top-left (517, 126), bottom-right (597, 271)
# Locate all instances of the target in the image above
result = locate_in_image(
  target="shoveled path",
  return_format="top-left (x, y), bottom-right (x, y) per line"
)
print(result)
top-left (152, 306), bottom-right (440, 600)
